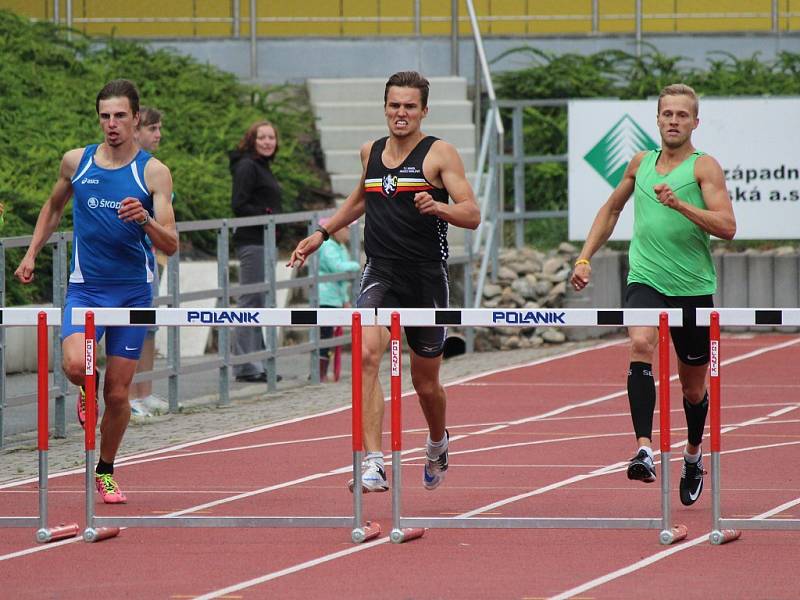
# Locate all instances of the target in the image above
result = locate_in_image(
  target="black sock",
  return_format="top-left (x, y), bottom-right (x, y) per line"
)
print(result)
top-left (96, 458), bottom-right (114, 475)
top-left (627, 362), bottom-right (655, 441)
top-left (684, 392), bottom-right (709, 447)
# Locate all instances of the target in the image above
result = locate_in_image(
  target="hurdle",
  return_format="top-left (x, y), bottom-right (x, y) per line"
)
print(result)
top-left (377, 308), bottom-right (688, 545)
top-left (698, 308), bottom-right (800, 545)
top-left (0, 308), bottom-right (79, 543)
top-left (73, 307), bottom-right (381, 544)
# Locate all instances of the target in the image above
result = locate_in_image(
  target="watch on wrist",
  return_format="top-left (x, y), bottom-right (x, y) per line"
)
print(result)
top-left (315, 225), bottom-right (330, 241)
top-left (136, 213), bottom-right (150, 226)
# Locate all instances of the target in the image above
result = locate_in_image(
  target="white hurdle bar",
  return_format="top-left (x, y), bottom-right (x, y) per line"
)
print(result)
top-left (72, 307), bottom-right (381, 544)
top-left (0, 308), bottom-right (79, 543)
top-left (697, 308), bottom-right (800, 545)
top-left (375, 308), bottom-right (688, 545)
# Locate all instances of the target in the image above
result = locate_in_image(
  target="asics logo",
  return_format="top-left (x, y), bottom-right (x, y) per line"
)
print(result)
top-left (81, 177), bottom-right (100, 184)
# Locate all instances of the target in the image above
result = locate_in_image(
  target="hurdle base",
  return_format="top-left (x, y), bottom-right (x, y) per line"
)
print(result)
top-left (659, 524), bottom-right (688, 545)
top-left (709, 528), bottom-right (741, 545)
top-left (390, 527), bottom-right (426, 544)
top-left (83, 527), bottom-right (121, 543)
top-left (351, 521), bottom-right (382, 543)
top-left (36, 523), bottom-right (80, 543)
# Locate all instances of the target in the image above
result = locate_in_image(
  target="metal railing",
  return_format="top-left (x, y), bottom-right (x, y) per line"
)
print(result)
top-left (30, 1), bottom-right (799, 79)
top-left (465, 0), bottom-right (504, 312)
top-left (0, 210), bottom-right (473, 448)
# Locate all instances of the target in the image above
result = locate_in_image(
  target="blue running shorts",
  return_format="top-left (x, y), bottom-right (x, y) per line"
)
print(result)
top-left (62, 282), bottom-right (153, 360)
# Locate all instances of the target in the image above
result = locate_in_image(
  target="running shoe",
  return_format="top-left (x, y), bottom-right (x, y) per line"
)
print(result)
top-left (679, 457), bottom-right (706, 506)
top-left (76, 371), bottom-right (100, 429)
top-left (94, 472), bottom-right (127, 504)
top-left (423, 430), bottom-right (449, 491)
top-left (626, 448), bottom-right (657, 483)
top-left (347, 460), bottom-right (389, 493)
top-left (141, 394), bottom-right (181, 415)
top-left (129, 399), bottom-right (152, 418)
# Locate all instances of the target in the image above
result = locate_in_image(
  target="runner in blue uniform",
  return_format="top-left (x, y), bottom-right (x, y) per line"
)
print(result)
top-left (15, 80), bottom-right (178, 503)
top-left (289, 71), bottom-right (480, 493)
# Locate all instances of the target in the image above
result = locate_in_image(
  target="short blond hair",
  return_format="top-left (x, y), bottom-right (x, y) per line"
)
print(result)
top-left (658, 83), bottom-right (699, 117)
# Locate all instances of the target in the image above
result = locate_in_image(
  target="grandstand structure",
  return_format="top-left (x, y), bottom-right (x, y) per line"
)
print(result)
top-left (7, 1), bottom-right (800, 38)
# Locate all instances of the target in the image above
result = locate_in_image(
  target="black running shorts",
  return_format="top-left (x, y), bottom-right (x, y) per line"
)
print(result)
top-left (356, 258), bottom-right (450, 358)
top-left (624, 282), bottom-right (713, 366)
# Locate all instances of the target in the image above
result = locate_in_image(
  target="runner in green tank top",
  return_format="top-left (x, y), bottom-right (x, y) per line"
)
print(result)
top-left (570, 84), bottom-right (736, 506)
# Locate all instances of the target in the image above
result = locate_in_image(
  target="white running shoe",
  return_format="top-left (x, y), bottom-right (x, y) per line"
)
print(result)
top-left (141, 394), bottom-right (178, 415)
top-left (348, 460), bottom-right (389, 493)
top-left (129, 399), bottom-right (152, 418)
top-left (423, 430), bottom-right (450, 491)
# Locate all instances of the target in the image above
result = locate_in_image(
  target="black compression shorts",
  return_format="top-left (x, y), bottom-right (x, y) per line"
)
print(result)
top-left (624, 282), bottom-right (713, 366)
top-left (356, 258), bottom-right (450, 358)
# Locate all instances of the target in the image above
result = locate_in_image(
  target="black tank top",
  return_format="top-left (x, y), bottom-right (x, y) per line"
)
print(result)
top-left (363, 136), bottom-right (450, 262)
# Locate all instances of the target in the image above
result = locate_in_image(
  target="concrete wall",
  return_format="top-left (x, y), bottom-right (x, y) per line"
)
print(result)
top-left (146, 34), bottom-right (800, 84)
top-left (563, 249), bottom-right (800, 340)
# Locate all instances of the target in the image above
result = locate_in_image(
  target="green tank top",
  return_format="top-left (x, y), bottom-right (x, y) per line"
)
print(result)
top-left (628, 150), bottom-right (716, 296)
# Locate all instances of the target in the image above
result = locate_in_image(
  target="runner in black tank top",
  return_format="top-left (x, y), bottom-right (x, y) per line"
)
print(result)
top-left (363, 135), bottom-right (450, 262)
top-left (288, 71), bottom-right (480, 494)
top-left (358, 135), bottom-right (451, 357)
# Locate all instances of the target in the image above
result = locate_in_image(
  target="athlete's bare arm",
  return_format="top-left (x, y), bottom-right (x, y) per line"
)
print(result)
top-left (653, 154), bottom-right (736, 240)
top-left (570, 151), bottom-right (645, 291)
top-left (14, 148), bottom-right (83, 284)
top-left (288, 142), bottom-right (370, 268)
top-left (127, 157), bottom-right (178, 255)
top-left (416, 140), bottom-right (480, 229)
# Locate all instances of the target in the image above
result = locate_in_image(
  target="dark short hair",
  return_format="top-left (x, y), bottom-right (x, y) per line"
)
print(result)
top-left (658, 83), bottom-right (699, 117)
top-left (384, 71), bottom-right (430, 108)
top-left (138, 106), bottom-right (162, 128)
top-left (237, 120), bottom-right (279, 160)
top-left (96, 79), bottom-right (140, 115)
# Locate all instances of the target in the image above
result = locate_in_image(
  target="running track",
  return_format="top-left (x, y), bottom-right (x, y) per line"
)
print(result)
top-left (1, 334), bottom-right (798, 599)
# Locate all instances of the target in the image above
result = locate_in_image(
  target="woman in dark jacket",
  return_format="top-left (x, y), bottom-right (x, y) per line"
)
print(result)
top-left (230, 120), bottom-right (282, 382)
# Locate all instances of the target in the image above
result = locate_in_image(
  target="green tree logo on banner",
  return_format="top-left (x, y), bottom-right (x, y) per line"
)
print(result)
top-left (584, 114), bottom-right (658, 187)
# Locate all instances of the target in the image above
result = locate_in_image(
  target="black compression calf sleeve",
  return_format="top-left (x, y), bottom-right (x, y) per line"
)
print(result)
top-left (627, 362), bottom-right (655, 441)
top-left (683, 392), bottom-right (709, 447)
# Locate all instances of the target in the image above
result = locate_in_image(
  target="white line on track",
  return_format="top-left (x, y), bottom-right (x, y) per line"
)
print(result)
top-left (0, 338), bottom-right (627, 491)
top-left (1, 335), bottom-right (798, 591)
top-left (549, 496), bottom-right (800, 600)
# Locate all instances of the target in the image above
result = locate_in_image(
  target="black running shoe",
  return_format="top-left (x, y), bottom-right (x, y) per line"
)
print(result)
top-left (679, 457), bottom-right (706, 506)
top-left (627, 448), bottom-right (656, 483)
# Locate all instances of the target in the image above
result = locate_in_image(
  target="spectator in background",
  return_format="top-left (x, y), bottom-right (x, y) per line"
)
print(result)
top-left (229, 121), bottom-right (282, 383)
top-left (317, 218), bottom-right (361, 381)
top-left (129, 106), bottom-right (172, 416)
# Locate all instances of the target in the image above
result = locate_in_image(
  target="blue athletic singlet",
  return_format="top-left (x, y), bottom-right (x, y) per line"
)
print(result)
top-left (69, 144), bottom-right (155, 284)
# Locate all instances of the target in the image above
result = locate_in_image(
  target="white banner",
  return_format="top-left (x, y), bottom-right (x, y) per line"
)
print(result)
top-left (568, 97), bottom-right (800, 240)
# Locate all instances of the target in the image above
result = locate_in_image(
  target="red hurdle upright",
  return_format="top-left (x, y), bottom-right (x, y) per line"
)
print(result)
top-left (388, 311), bottom-right (425, 544)
top-left (78, 307), bottom-right (380, 543)
top-left (0, 309), bottom-right (78, 543)
top-left (82, 311), bottom-right (121, 543)
top-left (708, 311), bottom-right (743, 545)
top-left (350, 311), bottom-right (381, 543)
top-left (382, 307), bottom-right (686, 545)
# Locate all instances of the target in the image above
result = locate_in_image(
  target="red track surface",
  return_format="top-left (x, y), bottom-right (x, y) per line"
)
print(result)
top-left (1, 334), bottom-right (799, 599)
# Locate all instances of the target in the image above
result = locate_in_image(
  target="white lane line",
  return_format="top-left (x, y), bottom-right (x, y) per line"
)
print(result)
top-left (0, 337), bottom-right (795, 569)
top-left (191, 438), bottom-right (800, 600)
top-left (0, 339), bottom-right (625, 490)
top-left (549, 496), bottom-right (800, 600)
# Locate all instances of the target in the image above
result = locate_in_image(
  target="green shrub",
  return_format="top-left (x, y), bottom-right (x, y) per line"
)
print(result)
top-left (0, 10), bottom-right (326, 304)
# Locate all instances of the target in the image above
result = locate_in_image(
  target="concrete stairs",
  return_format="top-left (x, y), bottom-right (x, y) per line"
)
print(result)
top-left (308, 77), bottom-right (476, 251)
